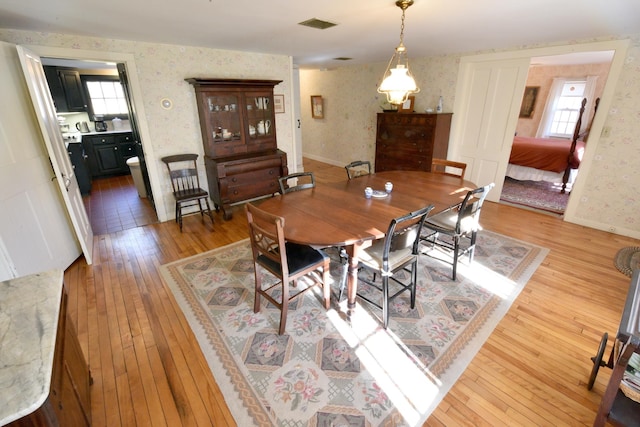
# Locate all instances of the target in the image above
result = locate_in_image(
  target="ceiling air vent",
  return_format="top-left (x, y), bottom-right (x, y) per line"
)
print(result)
top-left (298, 18), bottom-right (337, 30)
top-left (333, 57), bottom-right (352, 61)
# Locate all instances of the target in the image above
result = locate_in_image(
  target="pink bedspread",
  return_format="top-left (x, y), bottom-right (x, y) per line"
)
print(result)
top-left (509, 136), bottom-right (585, 173)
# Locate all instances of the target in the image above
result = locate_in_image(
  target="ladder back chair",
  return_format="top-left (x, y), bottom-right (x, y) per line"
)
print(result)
top-left (345, 160), bottom-right (372, 180)
top-left (245, 203), bottom-right (330, 335)
top-left (431, 158), bottom-right (467, 179)
top-left (356, 204), bottom-right (434, 328)
top-left (420, 183), bottom-right (495, 280)
top-left (278, 172), bottom-right (316, 194)
top-left (161, 153), bottom-right (214, 232)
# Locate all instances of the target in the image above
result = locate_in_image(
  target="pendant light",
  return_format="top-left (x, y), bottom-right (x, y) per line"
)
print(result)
top-left (377, 0), bottom-right (420, 105)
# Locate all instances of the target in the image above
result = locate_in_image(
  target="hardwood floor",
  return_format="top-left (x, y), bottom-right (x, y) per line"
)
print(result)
top-left (63, 158), bottom-right (639, 426)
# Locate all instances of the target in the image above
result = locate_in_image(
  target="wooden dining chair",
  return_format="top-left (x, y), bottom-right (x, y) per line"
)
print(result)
top-left (161, 153), bottom-right (214, 232)
top-left (278, 172), bottom-right (315, 194)
top-left (431, 158), bottom-right (467, 179)
top-left (420, 183), bottom-right (495, 280)
top-left (345, 160), bottom-right (372, 180)
top-left (356, 204), bottom-right (434, 328)
top-left (245, 203), bottom-right (330, 335)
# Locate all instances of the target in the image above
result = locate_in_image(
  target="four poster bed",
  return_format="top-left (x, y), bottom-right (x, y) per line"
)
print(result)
top-left (506, 97), bottom-right (599, 193)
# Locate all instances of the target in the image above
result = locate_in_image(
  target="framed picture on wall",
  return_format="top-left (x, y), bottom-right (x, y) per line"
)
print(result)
top-left (311, 95), bottom-right (324, 119)
top-left (274, 94), bottom-right (285, 114)
top-left (399, 96), bottom-right (415, 112)
top-left (519, 86), bottom-right (539, 118)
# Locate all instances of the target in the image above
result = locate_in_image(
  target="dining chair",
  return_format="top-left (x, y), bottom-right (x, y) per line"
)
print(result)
top-left (431, 158), bottom-right (467, 179)
top-left (420, 183), bottom-right (495, 280)
top-left (161, 153), bottom-right (214, 232)
top-left (278, 172), bottom-right (315, 194)
top-left (245, 203), bottom-right (330, 335)
top-left (355, 204), bottom-right (434, 328)
top-left (345, 160), bottom-right (372, 180)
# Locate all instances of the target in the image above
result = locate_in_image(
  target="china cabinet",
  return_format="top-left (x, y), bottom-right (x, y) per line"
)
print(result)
top-left (374, 112), bottom-right (452, 172)
top-left (186, 78), bottom-right (288, 220)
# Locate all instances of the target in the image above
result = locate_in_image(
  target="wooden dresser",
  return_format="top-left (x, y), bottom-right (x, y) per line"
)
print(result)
top-left (186, 78), bottom-right (288, 220)
top-left (374, 112), bottom-right (452, 172)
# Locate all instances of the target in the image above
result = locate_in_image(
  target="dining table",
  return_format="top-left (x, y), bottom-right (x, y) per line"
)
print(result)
top-left (255, 170), bottom-right (477, 311)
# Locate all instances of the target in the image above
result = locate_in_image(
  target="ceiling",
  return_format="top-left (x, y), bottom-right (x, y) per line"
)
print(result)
top-left (2, 0), bottom-right (639, 69)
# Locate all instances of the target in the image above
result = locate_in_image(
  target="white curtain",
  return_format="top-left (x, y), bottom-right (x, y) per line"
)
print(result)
top-left (536, 76), bottom-right (598, 138)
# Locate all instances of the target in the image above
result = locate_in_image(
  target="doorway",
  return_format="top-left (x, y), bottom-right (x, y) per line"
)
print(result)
top-left (41, 57), bottom-right (158, 234)
top-left (499, 51), bottom-right (614, 216)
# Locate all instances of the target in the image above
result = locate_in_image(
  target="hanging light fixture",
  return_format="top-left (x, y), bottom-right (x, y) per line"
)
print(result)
top-left (377, 0), bottom-right (420, 105)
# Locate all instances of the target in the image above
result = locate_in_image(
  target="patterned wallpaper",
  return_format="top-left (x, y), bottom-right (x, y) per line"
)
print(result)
top-left (300, 36), bottom-right (640, 238)
top-left (1, 28), bottom-right (639, 237)
top-left (0, 29), bottom-right (293, 222)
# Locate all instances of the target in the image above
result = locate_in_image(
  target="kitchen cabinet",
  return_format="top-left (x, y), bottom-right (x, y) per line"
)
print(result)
top-left (44, 66), bottom-right (88, 113)
top-left (83, 132), bottom-right (136, 177)
top-left (67, 142), bottom-right (92, 194)
top-left (374, 112), bottom-right (452, 172)
top-left (186, 78), bottom-right (288, 219)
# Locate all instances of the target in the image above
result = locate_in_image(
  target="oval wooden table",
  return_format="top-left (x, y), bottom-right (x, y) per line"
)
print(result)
top-left (255, 170), bottom-right (476, 310)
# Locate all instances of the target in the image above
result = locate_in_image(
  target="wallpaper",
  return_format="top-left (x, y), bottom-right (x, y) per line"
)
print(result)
top-left (0, 29), bottom-right (293, 222)
top-left (300, 36), bottom-right (640, 238)
top-left (1, 28), bottom-right (639, 237)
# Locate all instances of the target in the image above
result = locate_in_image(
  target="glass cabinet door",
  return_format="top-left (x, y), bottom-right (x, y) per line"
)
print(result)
top-left (246, 94), bottom-right (274, 139)
top-left (206, 95), bottom-right (241, 142)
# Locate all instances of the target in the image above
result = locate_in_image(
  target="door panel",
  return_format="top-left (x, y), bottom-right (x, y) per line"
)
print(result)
top-left (16, 45), bottom-right (94, 266)
top-left (0, 42), bottom-right (82, 279)
top-left (452, 58), bottom-right (530, 202)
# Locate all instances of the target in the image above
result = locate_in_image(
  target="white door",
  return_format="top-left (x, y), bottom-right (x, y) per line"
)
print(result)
top-left (0, 41), bottom-right (85, 280)
top-left (16, 45), bottom-right (94, 265)
top-left (451, 57), bottom-right (531, 202)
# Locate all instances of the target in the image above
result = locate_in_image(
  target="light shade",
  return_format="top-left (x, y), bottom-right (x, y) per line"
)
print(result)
top-left (377, 1), bottom-right (420, 105)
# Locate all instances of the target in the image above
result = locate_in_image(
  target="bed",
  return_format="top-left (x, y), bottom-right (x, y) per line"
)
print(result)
top-left (506, 97), bottom-right (598, 193)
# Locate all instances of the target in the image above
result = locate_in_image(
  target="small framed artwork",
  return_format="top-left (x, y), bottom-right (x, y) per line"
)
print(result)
top-left (399, 96), bottom-right (415, 113)
top-left (519, 86), bottom-right (539, 118)
top-left (273, 94), bottom-right (285, 114)
top-left (311, 95), bottom-right (324, 119)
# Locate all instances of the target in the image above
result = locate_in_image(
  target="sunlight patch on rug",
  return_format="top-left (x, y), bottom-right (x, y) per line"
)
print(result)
top-left (159, 230), bottom-right (548, 426)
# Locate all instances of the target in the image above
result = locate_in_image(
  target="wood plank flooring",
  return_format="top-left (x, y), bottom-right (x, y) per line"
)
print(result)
top-left (62, 158), bottom-right (639, 426)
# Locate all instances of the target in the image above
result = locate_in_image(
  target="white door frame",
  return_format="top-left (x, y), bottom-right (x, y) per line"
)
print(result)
top-left (450, 39), bottom-right (630, 223)
top-left (22, 44), bottom-right (169, 223)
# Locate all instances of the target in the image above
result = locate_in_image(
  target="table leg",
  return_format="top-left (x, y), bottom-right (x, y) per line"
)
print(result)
top-left (346, 244), bottom-right (363, 310)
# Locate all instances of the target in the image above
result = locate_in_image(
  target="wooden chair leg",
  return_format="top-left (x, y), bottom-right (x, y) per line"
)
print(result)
top-left (254, 269), bottom-right (261, 313)
top-left (323, 260), bottom-right (330, 309)
top-left (279, 280), bottom-right (289, 335)
top-left (382, 276), bottom-right (389, 329)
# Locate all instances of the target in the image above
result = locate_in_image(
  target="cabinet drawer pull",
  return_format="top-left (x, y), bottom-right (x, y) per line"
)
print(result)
top-left (269, 170), bottom-right (274, 175)
top-left (233, 190), bottom-right (239, 195)
top-left (231, 177), bottom-right (237, 182)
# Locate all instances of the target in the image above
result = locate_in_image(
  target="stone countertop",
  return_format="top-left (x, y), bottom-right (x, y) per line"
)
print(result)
top-left (80, 129), bottom-right (132, 137)
top-left (0, 270), bottom-right (63, 426)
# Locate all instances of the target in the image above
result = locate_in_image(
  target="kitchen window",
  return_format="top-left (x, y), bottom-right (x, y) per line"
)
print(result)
top-left (82, 76), bottom-right (129, 119)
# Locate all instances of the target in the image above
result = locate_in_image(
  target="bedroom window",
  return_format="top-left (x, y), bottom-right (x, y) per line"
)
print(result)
top-left (548, 80), bottom-right (586, 138)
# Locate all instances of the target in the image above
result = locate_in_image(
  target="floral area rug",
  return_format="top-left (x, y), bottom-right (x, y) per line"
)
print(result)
top-left (500, 177), bottom-right (569, 215)
top-left (159, 230), bottom-right (548, 426)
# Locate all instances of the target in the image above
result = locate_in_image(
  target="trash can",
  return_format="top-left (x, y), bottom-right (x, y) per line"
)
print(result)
top-left (126, 156), bottom-right (147, 198)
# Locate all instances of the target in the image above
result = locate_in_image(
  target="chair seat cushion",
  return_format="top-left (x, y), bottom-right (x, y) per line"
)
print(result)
top-left (426, 210), bottom-right (476, 235)
top-left (359, 240), bottom-right (415, 273)
top-left (258, 242), bottom-right (327, 275)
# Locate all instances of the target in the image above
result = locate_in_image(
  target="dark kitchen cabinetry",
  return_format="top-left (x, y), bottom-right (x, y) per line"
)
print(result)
top-left (67, 142), bottom-right (92, 194)
top-left (83, 132), bottom-right (136, 177)
top-left (374, 112), bottom-right (452, 172)
top-left (186, 78), bottom-right (288, 220)
top-left (44, 66), bottom-right (88, 113)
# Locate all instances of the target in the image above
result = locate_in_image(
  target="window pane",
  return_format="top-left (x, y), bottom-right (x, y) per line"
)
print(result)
top-left (85, 79), bottom-right (128, 116)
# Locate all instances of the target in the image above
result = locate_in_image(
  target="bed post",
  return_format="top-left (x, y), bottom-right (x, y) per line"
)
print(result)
top-left (561, 98), bottom-right (587, 194)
